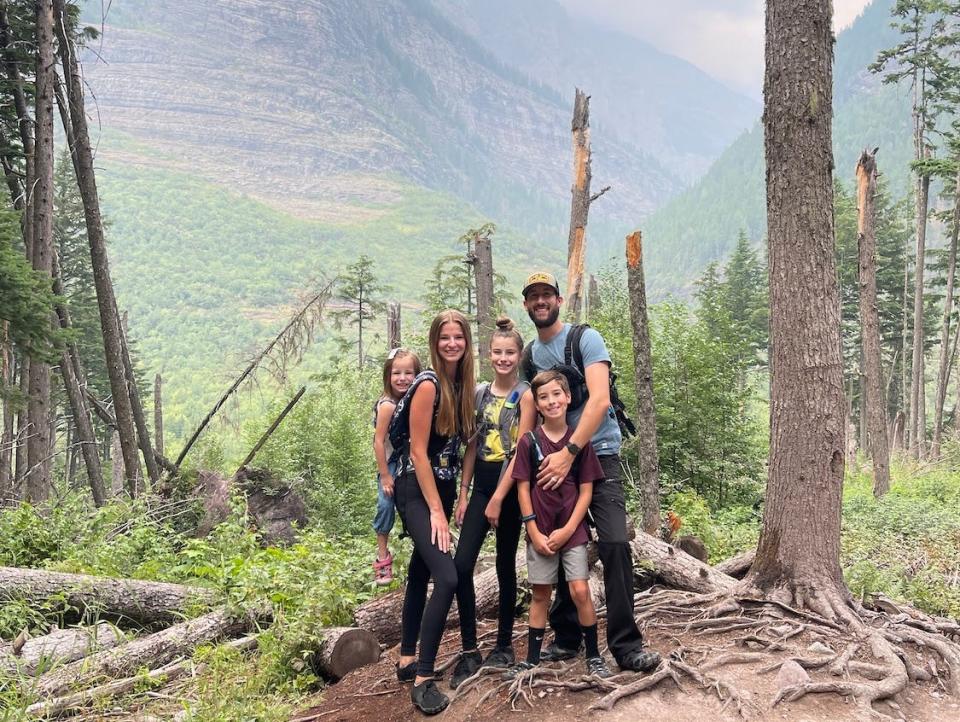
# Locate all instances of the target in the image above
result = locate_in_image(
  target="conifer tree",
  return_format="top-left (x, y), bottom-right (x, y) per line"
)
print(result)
top-left (333, 255), bottom-right (388, 368)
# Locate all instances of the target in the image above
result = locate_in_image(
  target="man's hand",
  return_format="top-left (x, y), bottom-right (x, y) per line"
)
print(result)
top-left (536, 449), bottom-right (574, 490)
top-left (545, 527), bottom-right (572, 552)
top-left (530, 530), bottom-right (554, 557)
top-left (484, 495), bottom-right (503, 528)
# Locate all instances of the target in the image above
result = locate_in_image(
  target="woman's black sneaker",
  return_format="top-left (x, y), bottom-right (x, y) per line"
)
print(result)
top-left (481, 646), bottom-right (515, 669)
top-left (618, 649), bottom-right (661, 673)
top-left (449, 650), bottom-right (482, 688)
top-left (586, 655), bottom-right (613, 679)
top-left (396, 660), bottom-right (417, 683)
top-left (411, 679), bottom-right (449, 715)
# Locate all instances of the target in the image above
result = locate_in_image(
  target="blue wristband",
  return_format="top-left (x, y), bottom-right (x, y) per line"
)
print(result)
top-left (521, 513), bottom-right (537, 523)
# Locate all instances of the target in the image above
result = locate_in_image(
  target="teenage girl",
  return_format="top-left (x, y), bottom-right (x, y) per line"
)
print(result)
top-left (449, 318), bottom-right (534, 687)
top-left (394, 310), bottom-right (475, 716)
top-left (372, 348), bottom-right (421, 585)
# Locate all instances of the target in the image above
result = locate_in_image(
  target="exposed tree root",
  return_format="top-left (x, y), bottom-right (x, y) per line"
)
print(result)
top-left (588, 664), bottom-right (680, 711)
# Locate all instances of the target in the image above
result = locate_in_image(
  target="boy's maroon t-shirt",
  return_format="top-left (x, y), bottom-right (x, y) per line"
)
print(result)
top-left (512, 427), bottom-right (605, 551)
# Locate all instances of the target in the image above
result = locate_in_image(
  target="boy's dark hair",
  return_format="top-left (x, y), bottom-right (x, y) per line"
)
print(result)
top-left (531, 369), bottom-right (570, 398)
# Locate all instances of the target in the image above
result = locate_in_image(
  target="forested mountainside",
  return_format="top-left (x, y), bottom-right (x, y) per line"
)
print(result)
top-left (432, 0), bottom-right (760, 181)
top-left (643, 0), bottom-right (914, 296)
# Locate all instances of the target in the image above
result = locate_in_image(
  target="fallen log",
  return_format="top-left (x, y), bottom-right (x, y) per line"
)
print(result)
top-left (312, 626), bottom-right (380, 680)
top-left (25, 635), bottom-right (258, 718)
top-left (714, 549), bottom-right (756, 579)
top-left (629, 532), bottom-right (737, 594)
top-left (0, 567), bottom-right (217, 626)
top-left (33, 608), bottom-right (247, 698)
top-left (0, 623), bottom-right (124, 676)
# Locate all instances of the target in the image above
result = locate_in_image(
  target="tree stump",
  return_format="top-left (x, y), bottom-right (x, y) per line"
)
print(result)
top-left (313, 627), bottom-right (380, 680)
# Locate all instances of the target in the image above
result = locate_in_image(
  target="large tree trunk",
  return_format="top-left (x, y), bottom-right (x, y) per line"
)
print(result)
top-left (473, 231), bottom-right (495, 362)
top-left (630, 532), bottom-right (735, 594)
top-left (0, 566), bottom-right (217, 626)
top-left (0, 622), bottom-right (124, 676)
top-left (0, 2), bottom-right (34, 250)
top-left (856, 149), bottom-right (891, 497)
top-left (932, 167), bottom-right (960, 458)
top-left (625, 231), bottom-right (660, 535)
top-left (53, 1), bottom-right (142, 491)
top-left (33, 608), bottom-right (247, 698)
top-left (0, 325), bottom-right (12, 493)
top-left (901, 251), bottom-right (911, 451)
top-left (154, 373), bottom-right (164, 456)
top-left (116, 306), bottom-right (160, 486)
top-left (909, 172), bottom-right (930, 458)
top-left (746, 0), bottom-right (850, 619)
top-left (25, 0), bottom-right (57, 503)
top-left (565, 88), bottom-right (591, 322)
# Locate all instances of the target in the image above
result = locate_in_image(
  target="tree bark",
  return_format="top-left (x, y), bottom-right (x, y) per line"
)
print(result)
top-left (909, 172), bottom-right (930, 458)
top-left (0, 622), bottom-right (124, 676)
top-left (387, 302), bottom-right (401, 350)
top-left (932, 167), bottom-right (960, 458)
top-left (0, 566), bottom-right (217, 626)
top-left (311, 627), bottom-right (380, 680)
top-left (473, 231), bottom-right (495, 361)
top-left (154, 373), bottom-right (164, 457)
top-left (33, 608), bottom-right (247, 698)
top-left (110, 430), bottom-right (124, 496)
top-left (116, 305), bottom-right (160, 487)
top-left (746, 0), bottom-right (850, 618)
top-left (0, 324), bottom-right (12, 493)
top-left (625, 231), bottom-right (660, 535)
top-left (0, 1), bottom-right (34, 250)
top-left (565, 88), bottom-right (591, 322)
top-left (236, 386), bottom-right (306, 474)
top-left (25, 0), bottom-right (57, 504)
top-left (53, 0), bottom-right (142, 490)
top-left (902, 251), bottom-right (911, 450)
top-left (856, 149), bottom-right (891, 497)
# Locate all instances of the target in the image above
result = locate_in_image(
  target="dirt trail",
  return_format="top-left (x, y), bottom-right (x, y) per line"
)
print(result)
top-left (294, 619), bottom-right (959, 722)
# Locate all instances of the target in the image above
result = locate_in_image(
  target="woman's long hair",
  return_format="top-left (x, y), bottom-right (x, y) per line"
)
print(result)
top-left (428, 310), bottom-right (476, 440)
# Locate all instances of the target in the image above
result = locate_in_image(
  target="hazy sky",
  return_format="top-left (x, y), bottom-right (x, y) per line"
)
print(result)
top-left (557, 0), bottom-right (874, 98)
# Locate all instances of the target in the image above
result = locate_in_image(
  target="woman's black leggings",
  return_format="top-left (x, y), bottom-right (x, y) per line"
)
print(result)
top-left (454, 459), bottom-right (522, 651)
top-left (396, 469), bottom-right (458, 677)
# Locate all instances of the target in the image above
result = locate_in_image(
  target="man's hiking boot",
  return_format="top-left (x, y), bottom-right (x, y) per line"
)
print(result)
top-left (449, 650), bottom-right (482, 688)
top-left (373, 553), bottom-right (394, 586)
top-left (539, 641), bottom-right (582, 662)
top-left (618, 649), bottom-right (661, 673)
top-left (586, 655), bottom-right (613, 679)
top-left (502, 660), bottom-right (537, 680)
top-left (396, 660), bottom-right (417, 683)
top-left (411, 679), bottom-right (449, 715)
top-left (481, 646), bottom-right (515, 669)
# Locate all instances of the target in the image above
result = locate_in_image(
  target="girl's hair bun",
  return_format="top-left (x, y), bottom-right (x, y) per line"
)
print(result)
top-left (495, 316), bottom-right (514, 331)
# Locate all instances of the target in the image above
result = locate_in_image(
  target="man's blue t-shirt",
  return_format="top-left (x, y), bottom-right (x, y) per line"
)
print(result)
top-left (529, 324), bottom-right (622, 455)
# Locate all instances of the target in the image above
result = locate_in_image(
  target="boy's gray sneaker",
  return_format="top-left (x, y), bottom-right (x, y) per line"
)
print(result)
top-left (539, 641), bottom-right (582, 662)
top-left (481, 646), bottom-right (515, 668)
top-left (586, 655), bottom-right (613, 679)
top-left (502, 660), bottom-right (537, 680)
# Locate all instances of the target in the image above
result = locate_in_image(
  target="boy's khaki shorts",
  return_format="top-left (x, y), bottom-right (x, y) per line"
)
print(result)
top-left (526, 542), bottom-right (589, 585)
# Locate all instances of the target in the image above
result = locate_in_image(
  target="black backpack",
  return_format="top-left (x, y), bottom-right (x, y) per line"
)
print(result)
top-left (387, 370), bottom-right (439, 464)
top-left (520, 324), bottom-right (637, 438)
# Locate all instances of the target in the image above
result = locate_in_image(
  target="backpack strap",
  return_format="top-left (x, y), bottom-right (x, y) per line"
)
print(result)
top-left (565, 323), bottom-right (588, 372)
top-left (525, 430), bottom-right (542, 481)
top-left (470, 382), bottom-right (492, 444)
top-left (520, 341), bottom-right (536, 383)
top-left (497, 379), bottom-right (530, 459)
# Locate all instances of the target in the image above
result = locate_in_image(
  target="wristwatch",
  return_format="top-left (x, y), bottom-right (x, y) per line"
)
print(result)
top-left (565, 441), bottom-right (581, 456)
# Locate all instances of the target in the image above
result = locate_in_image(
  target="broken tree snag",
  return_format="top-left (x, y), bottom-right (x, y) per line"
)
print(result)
top-left (473, 229), bottom-right (495, 361)
top-left (0, 622), bottom-right (124, 676)
top-left (856, 149), bottom-right (891, 496)
top-left (236, 386), bottom-right (306, 474)
top-left (311, 627), bottom-right (380, 680)
top-left (33, 608), bottom-right (248, 698)
top-left (565, 88), bottom-right (592, 322)
top-left (626, 231), bottom-right (661, 535)
top-left (154, 373), bottom-right (164, 457)
top-left (0, 567), bottom-right (217, 626)
top-left (629, 532), bottom-right (736, 594)
top-left (387, 302), bottom-right (401, 350)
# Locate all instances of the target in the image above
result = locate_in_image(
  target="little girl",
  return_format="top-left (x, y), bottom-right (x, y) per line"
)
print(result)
top-left (372, 347), bottom-right (421, 585)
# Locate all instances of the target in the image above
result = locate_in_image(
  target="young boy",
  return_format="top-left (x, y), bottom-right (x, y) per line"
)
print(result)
top-left (506, 370), bottom-right (612, 679)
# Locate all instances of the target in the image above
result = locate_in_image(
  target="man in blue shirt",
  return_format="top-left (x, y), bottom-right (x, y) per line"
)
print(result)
top-left (521, 271), bottom-right (660, 673)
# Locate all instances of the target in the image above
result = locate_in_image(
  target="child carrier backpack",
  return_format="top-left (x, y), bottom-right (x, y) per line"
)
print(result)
top-left (520, 324), bottom-right (637, 438)
top-left (473, 379), bottom-right (530, 460)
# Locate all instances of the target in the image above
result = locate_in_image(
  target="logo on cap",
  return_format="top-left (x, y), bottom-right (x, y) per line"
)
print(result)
top-left (522, 272), bottom-right (561, 297)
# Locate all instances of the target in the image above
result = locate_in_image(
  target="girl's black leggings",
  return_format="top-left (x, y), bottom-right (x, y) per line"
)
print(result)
top-left (453, 459), bottom-right (522, 651)
top-left (395, 469), bottom-right (458, 677)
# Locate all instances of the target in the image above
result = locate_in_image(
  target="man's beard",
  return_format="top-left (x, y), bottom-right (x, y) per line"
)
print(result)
top-left (528, 305), bottom-right (560, 329)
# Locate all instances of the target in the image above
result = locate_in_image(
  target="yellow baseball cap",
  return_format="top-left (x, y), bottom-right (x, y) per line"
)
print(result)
top-left (522, 272), bottom-right (561, 298)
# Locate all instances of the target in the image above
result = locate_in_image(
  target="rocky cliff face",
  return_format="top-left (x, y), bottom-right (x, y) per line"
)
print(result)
top-left (81, 0), bottom-right (683, 232)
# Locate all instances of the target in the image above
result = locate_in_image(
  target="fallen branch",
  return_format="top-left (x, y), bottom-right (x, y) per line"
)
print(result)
top-left (0, 623), bottom-right (124, 676)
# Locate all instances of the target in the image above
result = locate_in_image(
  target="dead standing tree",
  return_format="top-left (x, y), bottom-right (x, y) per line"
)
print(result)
top-left (625, 231), bottom-right (660, 535)
top-left (387, 302), bottom-right (401, 350)
top-left (565, 88), bottom-right (609, 322)
top-left (472, 227), bottom-right (495, 361)
top-left (932, 164), bottom-right (960, 458)
top-left (856, 149), bottom-right (891, 497)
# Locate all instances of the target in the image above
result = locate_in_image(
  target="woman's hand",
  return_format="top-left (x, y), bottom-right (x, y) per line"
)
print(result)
top-left (454, 495), bottom-right (468, 527)
top-left (430, 508), bottom-right (451, 553)
top-left (381, 474), bottom-right (395, 498)
top-left (484, 495), bottom-right (503, 528)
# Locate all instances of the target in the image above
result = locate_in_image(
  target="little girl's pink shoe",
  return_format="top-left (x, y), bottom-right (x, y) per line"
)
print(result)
top-left (374, 553), bottom-right (394, 586)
